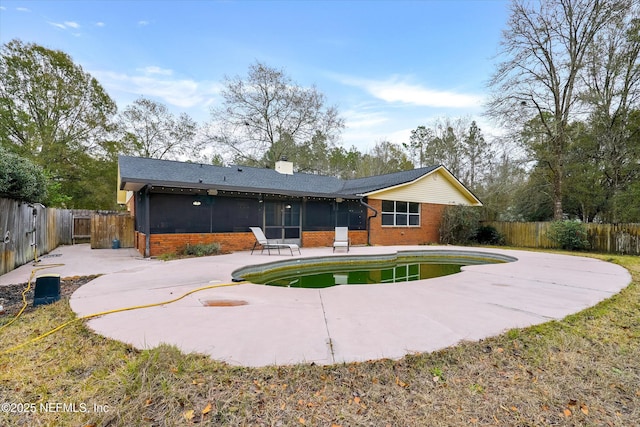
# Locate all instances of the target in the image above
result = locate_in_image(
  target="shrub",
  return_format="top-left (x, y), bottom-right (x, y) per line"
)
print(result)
top-left (475, 225), bottom-right (505, 245)
top-left (0, 147), bottom-right (48, 202)
top-left (547, 220), bottom-right (590, 251)
top-left (440, 205), bottom-right (481, 245)
top-left (181, 242), bottom-right (222, 257)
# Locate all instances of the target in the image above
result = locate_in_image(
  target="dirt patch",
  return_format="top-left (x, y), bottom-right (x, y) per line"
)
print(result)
top-left (0, 275), bottom-right (99, 317)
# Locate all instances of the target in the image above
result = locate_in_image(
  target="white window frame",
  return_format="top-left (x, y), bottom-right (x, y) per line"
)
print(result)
top-left (380, 264), bottom-right (421, 283)
top-left (381, 201), bottom-right (420, 227)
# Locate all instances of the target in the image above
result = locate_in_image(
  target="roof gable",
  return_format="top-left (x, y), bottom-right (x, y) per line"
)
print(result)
top-left (364, 166), bottom-right (482, 206)
top-left (341, 166), bottom-right (439, 195)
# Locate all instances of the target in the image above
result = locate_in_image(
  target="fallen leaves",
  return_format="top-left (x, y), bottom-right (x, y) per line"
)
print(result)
top-left (581, 403), bottom-right (589, 415)
top-left (561, 400), bottom-right (589, 418)
top-left (181, 402), bottom-right (215, 423)
top-left (395, 376), bottom-right (409, 388)
top-left (183, 409), bottom-right (195, 421)
top-left (202, 402), bottom-right (212, 415)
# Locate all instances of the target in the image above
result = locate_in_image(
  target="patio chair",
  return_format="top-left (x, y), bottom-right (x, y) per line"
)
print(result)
top-left (249, 227), bottom-right (301, 256)
top-left (333, 227), bottom-right (350, 252)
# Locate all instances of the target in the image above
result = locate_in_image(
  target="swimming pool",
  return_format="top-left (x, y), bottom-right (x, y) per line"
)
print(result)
top-left (232, 249), bottom-right (517, 288)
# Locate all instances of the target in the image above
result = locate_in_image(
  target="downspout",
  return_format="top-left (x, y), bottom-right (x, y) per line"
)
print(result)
top-left (358, 196), bottom-right (378, 246)
top-left (144, 186), bottom-right (151, 258)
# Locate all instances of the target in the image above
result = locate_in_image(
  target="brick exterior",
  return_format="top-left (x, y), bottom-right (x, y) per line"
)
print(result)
top-left (147, 232), bottom-right (256, 257)
top-left (302, 230), bottom-right (367, 247)
top-left (135, 231), bottom-right (146, 256)
top-left (145, 230), bottom-right (370, 257)
top-left (138, 201), bottom-right (445, 257)
top-left (367, 199), bottom-right (445, 246)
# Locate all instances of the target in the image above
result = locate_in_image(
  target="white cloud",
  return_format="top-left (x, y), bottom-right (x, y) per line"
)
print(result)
top-left (92, 70), bottom-right (221, 110)
top-left (343, 109), bottom-right (388, 130)
top-left (95, 22), bottom-right (105, 27)
top-left (0, 6), bottom-right (6, 11)
top-left (338, 75), bottom-right (483, 108)
top-left (48, 21), bottom-right (81, 31)
top-left (138, 20), bottom-right (149, 26)
top-left (16, 7), bottom-right (30, 12)
top-left (48, 21), bottom-right (67, 30)
top-left (337, 103), bottom-right (415, 150)
top-left (138, 66), bottom-right (173, 76)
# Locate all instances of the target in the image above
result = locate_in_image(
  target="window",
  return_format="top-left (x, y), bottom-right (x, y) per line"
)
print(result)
top-left (381, 201), bottom-right (420, 227)
top-left (380, 264), bottom-right (421, 283)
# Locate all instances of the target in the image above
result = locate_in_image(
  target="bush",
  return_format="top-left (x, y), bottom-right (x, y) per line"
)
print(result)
top-left (181, 242), bottom-right (222, 257)
top-left (0, 147), bottom-right (47, 202)
top-left (547, 220), bottom-right (590, 251)
top-left (475, 225), bottom-right (505, 245)
top-left (440, 205), bottom-right (481, 245)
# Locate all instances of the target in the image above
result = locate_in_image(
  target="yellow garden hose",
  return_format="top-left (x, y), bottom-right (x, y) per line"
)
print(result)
top-left (1, 275), bottom-right (246, 354)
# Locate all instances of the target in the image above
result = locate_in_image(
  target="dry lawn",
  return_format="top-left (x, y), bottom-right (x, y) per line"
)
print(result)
top-left (0, 252), bottom-right (638, 426)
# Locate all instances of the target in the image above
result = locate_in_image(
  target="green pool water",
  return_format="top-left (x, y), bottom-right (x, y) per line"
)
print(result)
top-left (251, 262), bottom-right (462, 288)
top-left (234, 250), bottom-right (516, 289)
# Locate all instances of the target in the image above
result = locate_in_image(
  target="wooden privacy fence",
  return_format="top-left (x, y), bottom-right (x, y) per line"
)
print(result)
top-left (485, 221), bottom-right (640, 255)
top-left (90, 213), bottom-right (134, 249)
top-left (0, 198), bottom-right (73, 275)
top-left (1, 197), bottom-right (134, 275)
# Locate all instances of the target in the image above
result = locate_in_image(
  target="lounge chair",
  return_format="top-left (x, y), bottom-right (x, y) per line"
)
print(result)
top-left (333, 227), bottom-right (350, 252)
top-left (250, 227), bottom-right (301, 256)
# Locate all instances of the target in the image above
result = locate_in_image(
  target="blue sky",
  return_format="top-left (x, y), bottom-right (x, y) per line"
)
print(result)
top-left (0, 0), bottom-right (511, 152)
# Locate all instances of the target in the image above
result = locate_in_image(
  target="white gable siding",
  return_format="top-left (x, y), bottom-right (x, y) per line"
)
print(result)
top-left (366, 169), bottom-right (480, 206)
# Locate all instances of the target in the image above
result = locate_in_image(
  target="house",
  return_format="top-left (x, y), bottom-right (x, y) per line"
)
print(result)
top-left (117, 155), bottom-right (482, 257)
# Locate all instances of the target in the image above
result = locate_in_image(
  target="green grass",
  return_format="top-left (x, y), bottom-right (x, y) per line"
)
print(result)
top-left (1, 252), bottom-right (639, 426)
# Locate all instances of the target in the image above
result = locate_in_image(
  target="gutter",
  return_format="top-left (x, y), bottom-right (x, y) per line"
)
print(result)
top-left (358, 197), bottom-right (378, 246)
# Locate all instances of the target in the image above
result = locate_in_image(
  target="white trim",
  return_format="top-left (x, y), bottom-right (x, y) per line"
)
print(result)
top-left (363, 166), bottom-right (482, 206)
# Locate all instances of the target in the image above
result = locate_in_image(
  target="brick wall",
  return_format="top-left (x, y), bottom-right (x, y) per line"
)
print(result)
top-left (146, 230), bottom-right (370, 257)
top-left (135, 231), bottom-right (146, 256)
top-left (137, 201), bottom-right (445, 257)
top-left (148, 232), bottom-right (256, 257)
top-left (302, 230), bottom-right (367, 247)
top-left (368, 199), bottom-right (445, 246)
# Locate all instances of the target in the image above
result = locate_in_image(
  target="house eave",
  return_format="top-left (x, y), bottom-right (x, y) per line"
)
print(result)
top-left (121, 179), bottom-right (359, 200)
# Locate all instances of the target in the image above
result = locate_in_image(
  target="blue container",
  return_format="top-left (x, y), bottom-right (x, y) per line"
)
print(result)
top-left (112, 239), bottom-right (120, 249)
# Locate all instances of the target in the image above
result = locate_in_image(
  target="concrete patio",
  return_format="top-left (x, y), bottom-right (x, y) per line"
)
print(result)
top-left (1, 244), bottom-right (632, 367)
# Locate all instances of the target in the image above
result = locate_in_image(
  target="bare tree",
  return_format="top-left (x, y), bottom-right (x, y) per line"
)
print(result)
top-left (118, 97), bottom-right (199, 160)
top-left (581, 6), bottom-right (640, 220)
top-left (358, 140), bottom-right (414, 177)
top-left (463, 120), bottom-right (492, 190)
top-left (488, 0), bottom-right (628, 219)
top-left (208, 61), bottom-right (344, 167)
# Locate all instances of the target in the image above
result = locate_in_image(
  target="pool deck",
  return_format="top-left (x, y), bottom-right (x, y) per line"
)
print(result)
top-left (1, 244), bottom-right (632, 367)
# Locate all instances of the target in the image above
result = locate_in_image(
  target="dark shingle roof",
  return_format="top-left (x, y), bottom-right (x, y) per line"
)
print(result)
top-left (341, 166), bottom-right (439, 194)
top-left (118, 155), bottom-right (440, 198)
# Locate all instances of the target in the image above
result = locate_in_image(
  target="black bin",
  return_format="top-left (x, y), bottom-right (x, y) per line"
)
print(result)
top-left (33, 274), bottom-right (61, 306)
